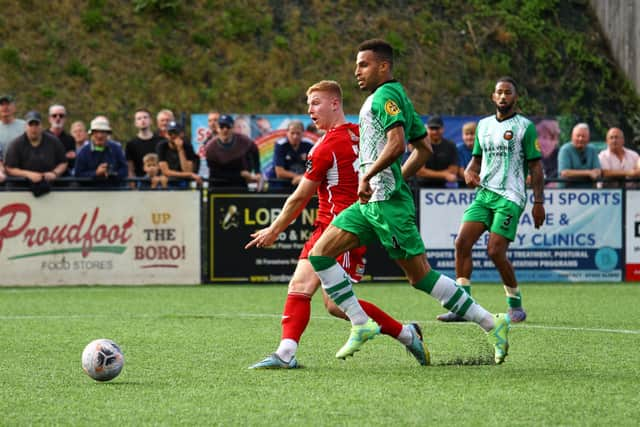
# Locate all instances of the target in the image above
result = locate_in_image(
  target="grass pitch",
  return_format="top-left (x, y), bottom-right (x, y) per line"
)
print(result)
top-left (1, 283), bottom-right (639, 426)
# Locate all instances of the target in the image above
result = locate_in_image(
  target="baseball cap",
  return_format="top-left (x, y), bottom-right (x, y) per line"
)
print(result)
top-left (24, 111), bottom-right (42, 124)
top-left (427, 115), bottom-right (444, 128)
top-left (218, 114), bottom-right (234, 128)
top-left (167, 120), bottom-right (182, 133)
top-left (89, 116), bottom-right (112, 133)
top-left (0, 94), bottom-right (14, 103)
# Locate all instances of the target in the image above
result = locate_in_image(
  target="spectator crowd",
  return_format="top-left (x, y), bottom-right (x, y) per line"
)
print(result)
top-left (1, 93), bottom-right (639, 196)
top-left (413, 115), bottom-right (640, 189)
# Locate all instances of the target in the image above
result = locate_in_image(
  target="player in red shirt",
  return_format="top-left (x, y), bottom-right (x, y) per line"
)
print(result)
top-left (245, 80), bottom-right (428, 368)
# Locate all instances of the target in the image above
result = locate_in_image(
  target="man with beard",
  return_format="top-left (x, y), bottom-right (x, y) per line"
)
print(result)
top-left (246, 80), bottom-right (428, 369)
top-left (437, 76), bottom-right (545, 324)
top-left (307, 40), bottom-right (512, 364)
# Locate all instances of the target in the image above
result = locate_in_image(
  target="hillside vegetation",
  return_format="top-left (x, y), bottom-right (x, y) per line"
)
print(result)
top-left (0, 0), bottom-right (637, 143)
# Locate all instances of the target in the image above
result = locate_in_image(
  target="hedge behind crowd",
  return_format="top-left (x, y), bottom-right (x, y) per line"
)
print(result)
top-left (0, 0), bottom-right (638, 144)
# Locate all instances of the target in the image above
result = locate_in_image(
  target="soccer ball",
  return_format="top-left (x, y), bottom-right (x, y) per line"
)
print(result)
top-left (81, 338), bottom-right (124, 381)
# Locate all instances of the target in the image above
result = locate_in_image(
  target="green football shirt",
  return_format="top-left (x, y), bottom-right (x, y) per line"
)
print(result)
top-left (472, 113), bottom-right (541, 208)
top-left (358, 81), bottom-right (426, 202)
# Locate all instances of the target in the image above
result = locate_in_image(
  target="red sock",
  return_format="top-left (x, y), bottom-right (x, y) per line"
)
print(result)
top-left (281, 293), bottom-right (312, 343)
top-left (359, 299), bottom-right (402, 338)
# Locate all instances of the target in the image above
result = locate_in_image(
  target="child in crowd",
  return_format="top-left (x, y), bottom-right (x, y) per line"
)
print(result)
top-left (143, 153), bottom-right (168, 189)
top-left (456, 121), bottom-right (477, 184)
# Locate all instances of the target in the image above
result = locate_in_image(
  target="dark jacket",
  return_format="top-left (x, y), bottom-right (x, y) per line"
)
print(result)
top-left (75, 141), bottom-right (128, 186)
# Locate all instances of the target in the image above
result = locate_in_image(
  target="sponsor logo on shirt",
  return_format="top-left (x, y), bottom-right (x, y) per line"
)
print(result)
top-left (503, 130), bottom-right (514, 140)
top-left (385, 100), bottom-right (400, 116)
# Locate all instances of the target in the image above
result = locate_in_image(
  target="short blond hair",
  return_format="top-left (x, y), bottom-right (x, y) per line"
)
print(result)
top-left (462, 121), bottom-right (477, 134)
top-left (143, 153), bottom-right (159, 164)
top-left (306, 80), bottom-right (343, 100)
top-left (156, 109), bottom-right (174, 121)
top-left (70, 120), bottom-right (86, 132)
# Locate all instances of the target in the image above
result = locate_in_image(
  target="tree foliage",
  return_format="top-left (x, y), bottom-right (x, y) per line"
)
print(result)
top-left (0, 0), bottom-right (636, 142)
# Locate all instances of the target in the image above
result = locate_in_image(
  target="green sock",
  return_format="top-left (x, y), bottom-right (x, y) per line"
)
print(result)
top-left (308, 255), bottom-right (367, 324)
top-left (416, 270), bottom-right (488, 322)
top-left (308, 255), bottom-right (336, 271)
top-left (507, 291), bottom-right (522, 308)
top-left (413, 269), bottom-right (441, 294)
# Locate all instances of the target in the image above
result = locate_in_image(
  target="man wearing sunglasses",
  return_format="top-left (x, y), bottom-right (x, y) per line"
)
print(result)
top-left (46, 104), bottom-right (76, 176)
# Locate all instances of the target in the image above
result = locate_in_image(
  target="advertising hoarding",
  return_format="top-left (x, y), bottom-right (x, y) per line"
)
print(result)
top-left (0, 192), bottom-right (201, 285)
top-left (419, 189), bottom-right (622, 282)
top-left (208, 193), bottom-right (402, 282)
top-left (625, 190), bottom-right (640, 281)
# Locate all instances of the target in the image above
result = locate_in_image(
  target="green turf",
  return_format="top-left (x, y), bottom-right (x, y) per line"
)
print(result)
top-left (1, 283), bottom-right (639, 426)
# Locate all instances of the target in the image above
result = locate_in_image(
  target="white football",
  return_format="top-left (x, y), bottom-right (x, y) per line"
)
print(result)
top-left (82, 338), bottom-right (124, 381)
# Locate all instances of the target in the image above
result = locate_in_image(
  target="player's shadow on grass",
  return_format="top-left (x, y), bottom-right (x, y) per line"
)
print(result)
top-left (88, 381), bottom-right (149, 386)
top-left (432, 354), bottom-right (495, 366)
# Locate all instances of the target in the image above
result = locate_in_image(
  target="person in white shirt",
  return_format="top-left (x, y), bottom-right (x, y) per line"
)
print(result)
top-left (598, 127), bottom-right (640, 187)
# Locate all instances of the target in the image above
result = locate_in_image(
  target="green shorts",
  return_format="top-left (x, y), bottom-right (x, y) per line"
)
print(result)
top-left (332, 189), bottom-right (425, 260)
top-left (463, 188), bottom-right (524, 241)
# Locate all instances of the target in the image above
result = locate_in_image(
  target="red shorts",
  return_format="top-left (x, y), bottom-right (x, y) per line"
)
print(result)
top-left (300, 222), bottom-right (366, 282)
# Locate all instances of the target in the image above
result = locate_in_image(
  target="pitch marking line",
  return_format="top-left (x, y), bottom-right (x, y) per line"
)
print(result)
top-left (509, 323), bottom-right (640, 335)
top-left (1, 312), bottom-right (639, 335)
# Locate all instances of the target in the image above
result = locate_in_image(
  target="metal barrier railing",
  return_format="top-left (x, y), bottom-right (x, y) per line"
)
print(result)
top-left (2, 175), bottom-right (639, 192)
top-left (0, 176), bottom-right (299, 192)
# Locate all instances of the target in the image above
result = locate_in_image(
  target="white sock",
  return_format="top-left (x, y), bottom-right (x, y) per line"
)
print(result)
top-left (317, 262), bottom-right (368, 325)
top-left (431, 274), bottom-right (493, 331)
top-left (275, 339), bottom-right (298, 362)
top-left (465, 306), bottom-right (495, 332)
top-left (338, 297), bottom-right (369, 325)
top-left (396, 325), bottom-right (413, 346)
top-left (429, 274), bottom-right (458, 302)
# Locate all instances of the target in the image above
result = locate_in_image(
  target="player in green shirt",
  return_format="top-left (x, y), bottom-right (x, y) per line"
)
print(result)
top-left (437, 77), bottom-right (546, 323)
top-left (308, 39), bottom-right (511, 364)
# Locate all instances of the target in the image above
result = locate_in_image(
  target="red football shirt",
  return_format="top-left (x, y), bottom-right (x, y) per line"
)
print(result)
top-left (304, 123), bottom-right (360, 225)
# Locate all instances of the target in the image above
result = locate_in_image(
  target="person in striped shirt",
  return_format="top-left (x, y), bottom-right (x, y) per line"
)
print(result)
top-left (438, 76), bottom-right (545, 324)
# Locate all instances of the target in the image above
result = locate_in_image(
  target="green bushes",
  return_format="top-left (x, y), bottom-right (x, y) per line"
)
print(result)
top-left (0, 1), bottom-right (636, 142)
